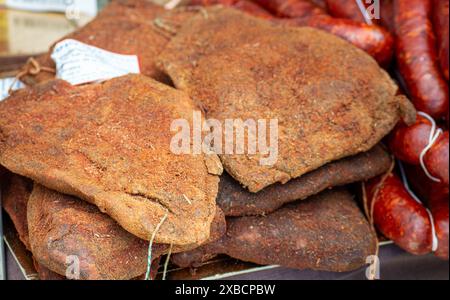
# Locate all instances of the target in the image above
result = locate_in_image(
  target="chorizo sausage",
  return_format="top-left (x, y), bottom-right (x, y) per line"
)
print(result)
top-left (389, 113), bottom-right (449, 186)
top-left (379, 0), bottom-right (395, 32)
top-left (284, 15), bottom-right (394, 66)
top-left (432, 0), bottom-right (449, 80)
top-left (189, 0), bottom-right (238, 5)
top-left (424, 131), bottom-right (449, 186)
top-left (428, 188), bottom-right (449, 260)
top-left (326, 0), bottom-right (376, 24)
top-left (251, 0), bottom-right (327, 18)
top-left (310, 0), bottom-right (328, 10)
top-left (389, 113), bottom-right (435, 165)
top-left (394, 0), bottom-right (449, 119)
top-left (365, 172), bottom-right (433, 255)
top-left (233, 1), bottom-right (274, 19)
top-left (404, 164), bottom-right (449, 260)
top-left (189, 0), bottom-right (274, 19)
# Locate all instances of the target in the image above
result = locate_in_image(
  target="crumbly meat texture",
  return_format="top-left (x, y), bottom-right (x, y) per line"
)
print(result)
top-left (172, 189), bottom-right (378, 272)
top-left (158, 7), bottom-right (415, 192)
top-left (28, 185), bottom-right (226, 280)
top-left (33, 260), bottom-right (66, 280)
top-left (1, 174), bottom-right (33, 250)
top-left (21, 0), bottom-right (194, 85)
top-left (27, 184), bottom-right (168, 280)
top-left (0, 74), bottom-right (222, 246)
top-left (218, 145), bottom-right (391, 216)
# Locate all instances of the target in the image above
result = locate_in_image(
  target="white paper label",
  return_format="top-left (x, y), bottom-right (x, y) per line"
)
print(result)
top-left (0, 78), bottom-right (25, 102)
top-left (5, 0), bottom-right (98, 16)
top-left (51, 39), bottom-right (141, 86)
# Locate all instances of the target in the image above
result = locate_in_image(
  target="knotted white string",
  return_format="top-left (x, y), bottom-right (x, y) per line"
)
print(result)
top-left (398, 160), bottom-right (439, 252)
top-left (417, 112), bottom-right (443, 183)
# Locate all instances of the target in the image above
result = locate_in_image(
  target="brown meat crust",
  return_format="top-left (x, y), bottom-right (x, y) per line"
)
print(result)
top-left (1, 174), bottom-right (33, 250)
top-left (21, 0), bottom-right (192, 85)
top-left (33, 260), bottom-right (66, 280)
top-left (27, 184), bottom-right (183, 280)
top-left (27, 184), bottom-right (155, 280)
top-left (172, 189), bottom-right (378, 272)
top-left (2, 173), bottom-right (225, 279)
top-left (0, 173), bottom-right (159, 280)
top-left (218, 145), bottom-right (391, 216)
top-left (28, 185), bottom-right (226, 280)
top-left (0, 74), bottom-right (222, 246)
top-left (158, 7), bottom-right (414, 193)
top-left (33, 259), bottom-right (160, 280)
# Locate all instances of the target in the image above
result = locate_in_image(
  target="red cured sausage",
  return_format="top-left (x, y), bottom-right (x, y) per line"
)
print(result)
top-left (365, 172), bottom-right (433, 255)
top-left (189, 0), bottom-right (238, 5)
top-left (189, 0), bottom-right (274, 19)
top-left (389, 113), bottom-right (449, 186)
top-left (285, 15), bottom-right (394, 66)
top-left (428, 189), bottom-right (449, 260)
top-left (310, 0), bottom-right (328, 10)
top-left (404, 164), bottom-right (449, 260)
top-left (394, 0), bottom-right (449, 120)
top-left (233, 0), bottom-right (274, 19)
top-left (326, 0), bottom-right (377, 24)
top-left (432, 0), bottom-right (449, 80)
top-left (389, 113), bottom-right (435, 165)
top-left (379, 0), bottom-right (395, 32)
top-left (251, 0), bottom-right (326, 18)
top-left (424, 131), bottom-right (449, 186)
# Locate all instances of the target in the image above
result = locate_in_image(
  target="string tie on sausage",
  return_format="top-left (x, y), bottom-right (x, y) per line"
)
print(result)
top-left (398, 160), bottom-right (439, 252)
top-left (417, 111), bottom-right (443, 183)
top-left (368, 158), bottom-right (395, 226)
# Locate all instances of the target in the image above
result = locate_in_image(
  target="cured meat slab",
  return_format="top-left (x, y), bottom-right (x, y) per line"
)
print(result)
top-left (172, 189), bottom-right (378, 272)
top-left (0, 74), bottom-right (222, 246)
top-left (158, 7), bottom-right (415, 192)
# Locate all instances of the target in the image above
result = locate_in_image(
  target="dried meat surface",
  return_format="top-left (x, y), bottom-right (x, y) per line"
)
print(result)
top-left (27, 185), bottom-right (225, 280)
top-left (0, 74), bottom-right (222, 246)
top-left (172, 189), bottom-right (378, 272)
top-left (1, 174), bottom-right (33, 250)
top-left (21, 0), bottom-right (193, 85)
top-left (1, 173), bottom-right (225, 279)
top-left (158, 7), bottom-right (415, 192)
top-left (217, 145), bottom-right (391, 216)
top-left (27, 184), bottom-right (162, 280)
